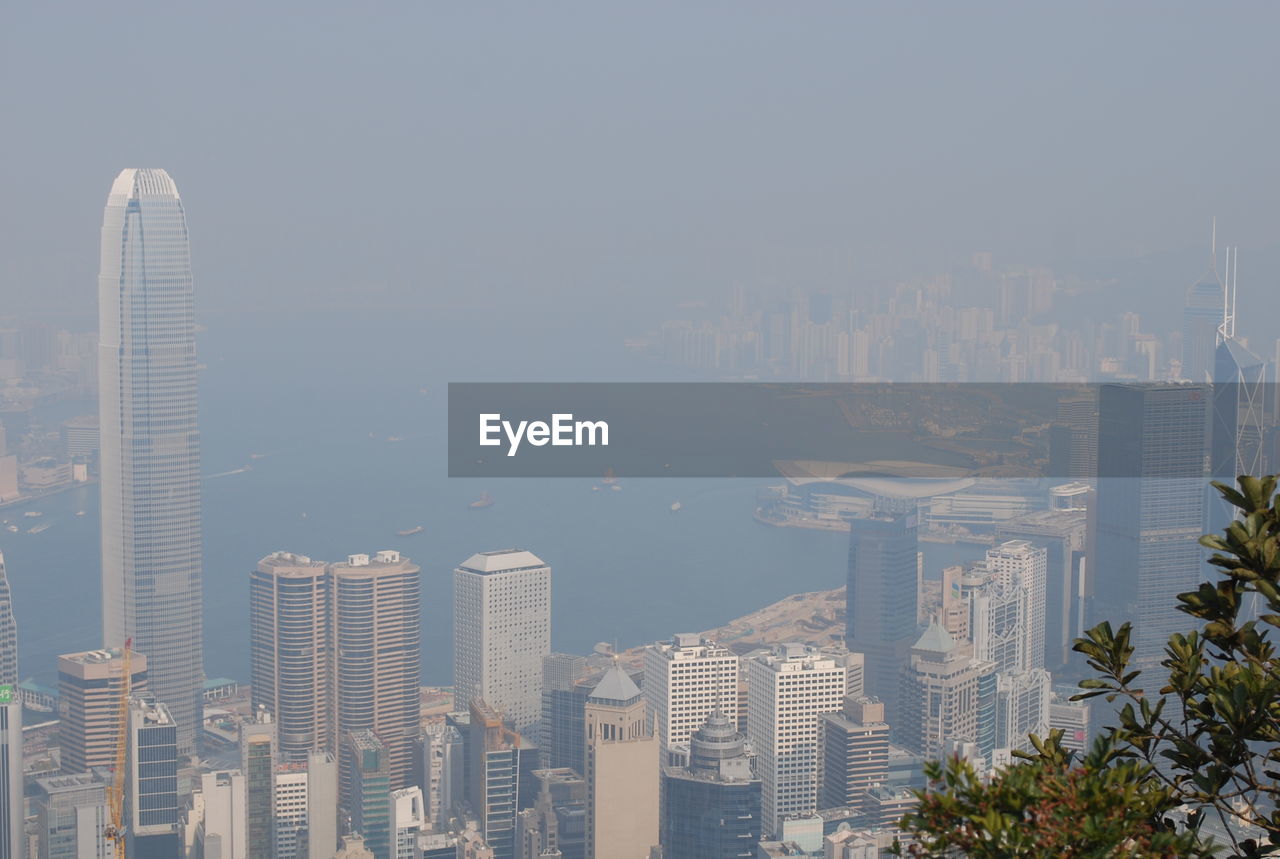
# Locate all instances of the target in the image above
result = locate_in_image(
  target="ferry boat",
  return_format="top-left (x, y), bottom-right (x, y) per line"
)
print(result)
top-left (28, 523), bottom-right (51, 534)
top-left (670, 501), bottom-right (682, 512)
top-left (469, 492), bottom-right (494, 509)
top-left (23, 511), bottom-right (42, 518)
top-left (396, 525), bottom-right (424, 537)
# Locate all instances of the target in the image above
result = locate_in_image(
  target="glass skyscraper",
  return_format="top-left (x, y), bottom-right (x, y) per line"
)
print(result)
top-left (98, 168), bottom-right (203, 754)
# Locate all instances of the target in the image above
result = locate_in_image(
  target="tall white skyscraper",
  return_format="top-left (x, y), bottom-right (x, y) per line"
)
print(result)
top-left (983, 540), bottom-right (1047, 671)
top-left (98, 169), bottom-right (203, 753)
top-left (642, 633), bottom-right (739, 750)
top-left (453, 550), bottom-right (551, 731)
top-left (0, 553), bottom-right (15, 687)
top-left (746, 643), bottom-right (846, 838)
top-left (0, 693), bottom-right (21, 859)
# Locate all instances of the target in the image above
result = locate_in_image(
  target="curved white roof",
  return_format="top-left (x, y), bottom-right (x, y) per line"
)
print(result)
top-left (108, 168), bottom-right (180, 202)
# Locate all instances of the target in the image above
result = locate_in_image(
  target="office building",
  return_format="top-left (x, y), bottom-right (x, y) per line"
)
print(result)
top-left (983, 540), bottom-right (1047, 670)
top-left (746, 643), bottom-right (846, 838)
top-left (274, 763), bottom-right (309, 859)
top-left (98, 169), bottom-right (203, 754)
top-left (390, 787), bottom-right (426, 859)
top-left (454, 550), bottom-right (552, 732)
top-left (468, 698), bottom-right (528, 859)
top-left (241, 713), bottom-right (276, 859)
top-left (1048, 686), bottom-right (1091, 753)
top-left (305, 751), bottom-right (338, 859)
top-left (994, 669), bottom-right (1051, 755)
top-left (0, 553), bottom-right (14, 687)
top-left (346, 731), bottom-right (392, 859)
top-left (192, 770), bottom-right (247, 859)
top-left (333, 551), bottom-right (422, 796)
top-left (540, 655), bottom-right (595, 774)
top-left (250, 552), bottom-right (332, 759)
top-left (32, 772), bottom-right (110, 859)
top-left (58, 647), bottom-right (149, 776)
top-left (1182, 258), bottom-right (1225, 384)
top-left (996, 507), bottom-right (1088, 670)
top-left (643, 633), bottom-right (739, 750)
top-left (126, 694), bottom-right (180, 858)
top-left (660, 709), bottom-right (761, 859)
top-left (0, 692), bottom-right (21, 859)
top-left (1094, 384), bottom-right (1209, 674)
top-left (818, 697), bottom-right (890, 815)
top-left (515, 768), bottom-right (586, 859)
top-left (845, 511), bottom-right (919, 722)
top-left (898, 622), bottom-right (996, 762)
top-left (583, 665), bottom-right (659, 859)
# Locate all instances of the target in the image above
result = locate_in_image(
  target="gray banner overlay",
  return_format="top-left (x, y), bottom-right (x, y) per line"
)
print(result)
top-left (448, 382), bottom-right (1271, 479)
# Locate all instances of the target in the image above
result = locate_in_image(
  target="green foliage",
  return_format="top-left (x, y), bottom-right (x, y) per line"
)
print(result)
top-left (898, 476), bottom-right (1280, 858)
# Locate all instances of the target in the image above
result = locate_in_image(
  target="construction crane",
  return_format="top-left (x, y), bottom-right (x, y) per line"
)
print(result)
top-left (104, 638), bottom-right (132, 858)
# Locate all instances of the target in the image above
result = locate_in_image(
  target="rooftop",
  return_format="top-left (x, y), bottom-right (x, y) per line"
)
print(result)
top-left (457, 549), bottom-right (547, 574)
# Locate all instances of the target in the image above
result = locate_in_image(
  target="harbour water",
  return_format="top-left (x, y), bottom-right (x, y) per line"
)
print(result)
top-left (0, 308), bottom-right (990, 686)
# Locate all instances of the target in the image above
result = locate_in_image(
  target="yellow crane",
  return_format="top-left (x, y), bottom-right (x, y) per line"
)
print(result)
top-left (103, 638), bottom-right (132, 858)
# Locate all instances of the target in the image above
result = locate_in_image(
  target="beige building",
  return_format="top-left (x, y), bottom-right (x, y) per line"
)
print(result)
top-left (899, 621), bottom-right (996, 760)
top-left (57, 647), bottom-right (148, 773)
top-left (331, 551), bottom-right (422, 793)
top-left (250, 552), bottom-right (332, 758)
top-left (584, 665), bottom-right (658, 859)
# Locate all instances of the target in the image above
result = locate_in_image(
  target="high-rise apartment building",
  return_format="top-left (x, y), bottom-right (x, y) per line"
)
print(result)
top-left (454, 550), bottom-right (551, 732)
top-left (660, 709), bottom-right (762, 859)
top-left (58, 647), bottom-right (149, 774)
top-left (818, 696), bottom-right (890, 815)
top-left (845, 511), bottom-right (919, 722)
top-left (126, 693), bottom-right (180, 858)
top-left (333, 551), bottom-right (422, 796)
top-left (347, 731), bottom-right (392, 859)
top-left (32, 772), bottom-right (110, 859)
top-left (583, 666), bottom-right (659, 859)
top-left (746, 643), bottom-right (846, 838)
top-left (98, 169), bottom-right (203, 754)
top-left (0, 692), bottom-right (20, 859)
top-left (250, 552), bottom-right (331, 759)
top-left (642, 633), bottom-right (739, 750)
top-left (1094, 384), bottom-right (1209, 673)
top-left (0, 553), bottom-right (15, 687)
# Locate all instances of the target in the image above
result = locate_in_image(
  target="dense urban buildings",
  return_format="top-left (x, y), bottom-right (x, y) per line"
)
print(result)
top-left (454, 550), bottom-right (552, 732)
top-left (98, 168), bottom-right (204, 754)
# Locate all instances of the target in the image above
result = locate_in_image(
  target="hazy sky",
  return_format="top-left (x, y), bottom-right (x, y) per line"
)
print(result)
top-left (3, 3), bottom-right (1278, 320)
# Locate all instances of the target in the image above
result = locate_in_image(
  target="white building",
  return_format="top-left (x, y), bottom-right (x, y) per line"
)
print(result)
top-left (1049, 686), bottom-right (1091, 753)
top-left (984, 540), bottom-right (1047, 670)
top-left (274, 766), bottom-right (308, 859)
top-left (746, 643), bottom-right (846, 838)
top-left (390, 786), bottom-right (426, 859)
top-left (454, 550), bottom-right (552, 731)
top-left (193, 771), bottom-right (247, 859)
top-left (994, 669), bottom-right (1051, 755)
top-left (642, 633), bottom-right (739, 749)
top-left (0, 695), bottom-right (21, 859)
